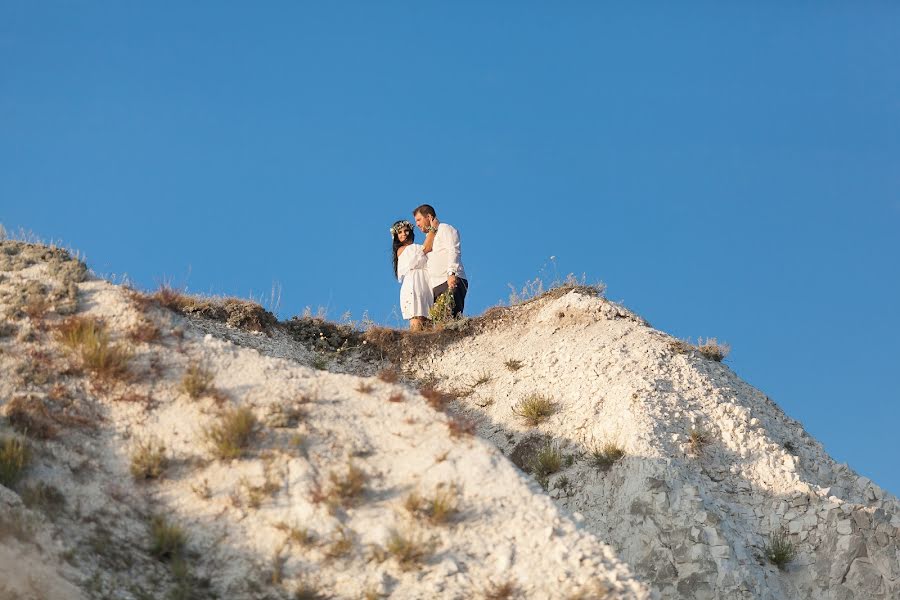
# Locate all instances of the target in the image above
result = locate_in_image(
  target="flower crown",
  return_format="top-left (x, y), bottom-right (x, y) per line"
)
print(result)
top-left (390, 220), bottom-right (413, 238)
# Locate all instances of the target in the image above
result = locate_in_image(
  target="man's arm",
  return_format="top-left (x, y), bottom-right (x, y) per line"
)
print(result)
top-left (446, 225), bottom-right (462, 287)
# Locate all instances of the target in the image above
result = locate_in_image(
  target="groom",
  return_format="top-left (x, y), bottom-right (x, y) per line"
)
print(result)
top-left (413, 204), bottom-right (468, 317)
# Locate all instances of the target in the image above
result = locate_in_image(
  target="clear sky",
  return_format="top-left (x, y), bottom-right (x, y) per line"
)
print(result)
top-left (2, 3), bottom-right (898, 494)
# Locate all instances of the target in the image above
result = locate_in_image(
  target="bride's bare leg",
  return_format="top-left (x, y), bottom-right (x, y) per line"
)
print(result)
top-left (410, 317), bottom-right (425, 332)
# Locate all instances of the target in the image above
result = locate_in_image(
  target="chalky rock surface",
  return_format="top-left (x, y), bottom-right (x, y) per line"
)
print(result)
top-left (0, 242), bottom-right (647, 599)
top-left (407, 290), bottom-right (900, 599)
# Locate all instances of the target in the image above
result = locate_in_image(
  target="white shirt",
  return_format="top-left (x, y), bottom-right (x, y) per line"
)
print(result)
top-left (427, 222), bottom-right (467, 288)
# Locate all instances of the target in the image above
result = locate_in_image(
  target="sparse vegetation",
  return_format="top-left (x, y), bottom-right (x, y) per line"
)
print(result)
top-left (203, 406), bottom-right (257, 460)
top-left (688, 427), bottom-right (710, 455)
top-left (326, 461), bottom-right (367, 508)
top-left (56, 316), bottom-right (132, 380)
top-left (386, 529), bottom-right (431, 570)
top-left (5, 394), bottom-right (58, 439)
top-left (275, 522), bottom-right (315, 547)
top-left (404, 485), bottom-right (460, 525)
top-left (764, 528), bottom-right (797, 570)
top-left (504, 359), bottom-right (524, 372)
top-left (512, 394), bottom-right (555, 426)
top-left (324, 526), bottom-right (353, 559)
top-left (377, 367), bottom-right (399, 383)
top-left (420, 386), bottom-right (450, 412)
top-left (127, 319), bottom-right (161, 344)
top-left (311, 353), bottom-right (329, 370)
top-left (447, 415), bottom-right (476, 438)
top-left (470, 370), bottom-right (492, 387)
top-left (356, 382), bottom-right (374, 394)
top-left (590, 442), bottom-right (625, 471)
top-left (530, 443), bottom-right (563, 478)
top-left (181, 361), bottom-right (215, 399)
top-left (670, 337), bottom-right (731, 362)
top-left (149, 515), bottom-right (187, 561)
top-left (483, 579), bottom-right (519, 599)
top-left (388, 392), bottom-right (405, 403)
top-left (130, 436), bottom-right (168, 479)
top-left (0, 436), bottom-right (30, 487)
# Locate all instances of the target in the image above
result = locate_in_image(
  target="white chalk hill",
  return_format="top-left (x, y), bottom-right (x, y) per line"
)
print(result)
top-left (0, 240), bottom-right (897, 599)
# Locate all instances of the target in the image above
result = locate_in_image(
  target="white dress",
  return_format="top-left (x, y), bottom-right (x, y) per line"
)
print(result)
top-left (397, 243), bottom-right (433, 320)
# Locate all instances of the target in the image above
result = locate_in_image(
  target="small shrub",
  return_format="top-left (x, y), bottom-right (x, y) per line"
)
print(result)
top-left (327, 461), bottom-right (367, 508)
top-left (386, 529), bottom-right (431, 570)
top-left (764, 528), bottom-right (796, 570)
top-left (530, 443), bottom-right (562, 478)
top-left (203, 407), bottom-right (257, 460)
top-left (377, 367), bottom-right (399, 383)
top-left (130, 436), bottom-right (168, 479)
top-left (504, 359), bottom-right (524, 372)
top-left (590, 442), bottom-right (625, 471)
top-left (511, 394), bottom-right (555, 426)
top-left (0, 436), bottom-right (30, 487)
top-left (688, 427), bottom-right (710, 455)
top-left (181, 361), bottom-right (215, 399)
top-left (696, 338), bottom-right (730, 362)
top-left (149, 516), bottom-right (187, 561)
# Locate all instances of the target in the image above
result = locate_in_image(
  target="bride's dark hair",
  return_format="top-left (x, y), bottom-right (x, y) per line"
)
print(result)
top-left (391, 220), bottom-right (414, 277)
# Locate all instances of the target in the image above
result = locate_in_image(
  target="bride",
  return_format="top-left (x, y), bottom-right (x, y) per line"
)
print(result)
top-left (391, 220), bottom-right (435, 331)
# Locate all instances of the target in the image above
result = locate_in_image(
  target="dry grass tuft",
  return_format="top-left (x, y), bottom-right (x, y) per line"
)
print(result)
top-left (203, 406), bottom-right (257, 460)
top-left (127, 319), bottom-right (161, 344)
top-left (696, 338), bottom-right (730, 361)
top-left (504, 359), bottom-right (524, 372)
top-left (326, 461), bottom-right (367, 509)
top-left (470, 370), bottom-right (492, 387)
top-left (386, 529), bottom-right (431, 570)
top-left (324, 526), bottom-right (354, 560)
top-left (149, 515), bottom-right (187, 561)
top-left (130, 436), bottom-right (168, 480)
top-left (404, 485), bottom-right (460, 525)
top-left (275, 522), bottom-right (315, 548)
top-left (530, 443), bottom-right (563, 478)
top-left (446, 415), bottom-right (476, 439)
top-left (0, 436), bottom-right (30, 487)
top-left (388, 392), bottom-right (405, 403)
top-left (590, 442), bottom-right (625, 471)
top-left (420, 386), bottom-right (450, 412)
top-left (5, 394), bottom-right (58, 439)
top-left (181, 361), bottom-right (215, 399)
top-left (511, 394), bottom-right (555, 426)
top-left (377, 367), bottom-right (399, 383)
top-left (688, 427), bottom-right (710, 455)
top-left (483, 580), bottom-right (519, 600)
top-left (55, 316), bottom-right (132, 380)
top-left (355, 382), bottom-right (374, 394)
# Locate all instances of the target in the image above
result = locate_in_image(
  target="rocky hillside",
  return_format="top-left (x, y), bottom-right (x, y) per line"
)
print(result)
top-left (0, 240), bottom-right (646, 599)
top-left (402, 287), bottom-right (900, 599)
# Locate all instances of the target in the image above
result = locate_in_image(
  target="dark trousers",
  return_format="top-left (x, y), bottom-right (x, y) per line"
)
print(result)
top-left (432, 278), bottom-right (468, 317)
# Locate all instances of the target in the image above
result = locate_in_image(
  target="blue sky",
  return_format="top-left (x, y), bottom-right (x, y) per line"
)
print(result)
top-left (2, 2), bottom-right (898, 493)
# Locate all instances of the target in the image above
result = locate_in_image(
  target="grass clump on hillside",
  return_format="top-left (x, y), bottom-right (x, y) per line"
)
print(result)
top-left (326, 462), bottom-right (367, 509)
top-left (764, 528), bottom-right (797, 570)
top-left (590, 442), bottom-right (625, 471)
top-left (512, 394), bottom-right (555, 426)
top-left (670, 337), bottom-right (731, 362)
top-left (56, 316), bottom-right (132, 381)
top-left (0, 436), bottom-right (30, 487)
top-left (181, 361), bottom-right (215, 399)
top-left (530, 443), bottom-right (563, 478)
top-left (386, 529), bottom-right (432, 571)
top-left (149, 515), bottom-right (187, 561)
top-left (688, 427), bottom-right (710, 455)
top-left (504, 359), bottom-right (524, 372)
top-left (483, 580), bottom-right (520, 600)
top-left (130, 436), bottom-right (168, 480)
top-left (203, 407), bottom-right (257, 460)
top-left (404, 485), bottom-right (460, 525)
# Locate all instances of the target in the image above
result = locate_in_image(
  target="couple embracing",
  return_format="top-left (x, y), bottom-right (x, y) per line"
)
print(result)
top-left (390, 204), bottom-right (469, 331)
